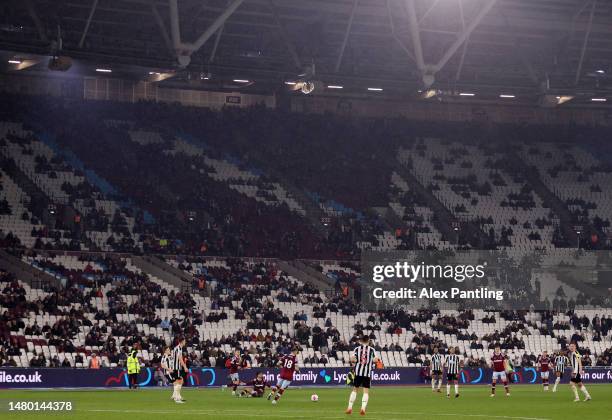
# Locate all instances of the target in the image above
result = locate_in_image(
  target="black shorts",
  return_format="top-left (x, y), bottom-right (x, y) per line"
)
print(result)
top-left (353, 375), bottom-right (371, 389)
top-left (447, 373), bottom-right (458, 381)
top-left (570, 374), bottom-right (582, 384)
top-left (166, 372), bottom-right (182, 382)
top-left (432, 370), bottom-right (442, 376)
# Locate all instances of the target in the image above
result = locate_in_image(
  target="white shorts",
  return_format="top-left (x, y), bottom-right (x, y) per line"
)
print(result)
top-left (230, 373), bottom-right (240, 382)
top-left (276, 378), bottom-right (291, 389)
top-left (492, 371), bottom-right (507, 381)
top-left (541, 371), bottom-right (549, 379)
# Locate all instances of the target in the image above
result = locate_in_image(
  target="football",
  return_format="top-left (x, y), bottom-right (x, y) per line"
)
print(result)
top-left (310, 394), bottom-right (319, 402)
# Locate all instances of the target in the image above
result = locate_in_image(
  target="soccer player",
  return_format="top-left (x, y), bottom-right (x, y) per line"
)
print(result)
top-left (445, 347), bottom-right (462, 398)
top-left (568, 342), bottom-right (591, 402)
top-left (552, 350), bottom-right (569, 392)
top-left (490, 345), bottom-right (510, 397)
top-left (268, 347), bottom-right (299, 404)
top-left (228, 349), bottom-right (242, 396)
top-left (537, 350), bottom-right (551, 391)
top-left (346, 335), bottom-right (380, 416)
top-left (240, 371), bottom-right (269, 398)
top-left (161, 346), bottom-right (172, 388)
top-left (169, 337), bottom-right (188, 403)
top-left (430, 347), bottom-right (444, 393)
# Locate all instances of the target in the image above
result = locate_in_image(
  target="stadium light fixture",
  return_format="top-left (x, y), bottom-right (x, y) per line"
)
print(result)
top-left (499, 94), bottom-right (515, 98)
top-left (555, 95), bottom-right (574, 105)
top-left (233, 79), bottom-right (250, 83)
top-left (8, 59), bottom-right (22, 64)
top-left (367, 87), bottom-right (383, 92)
top-left (459, 92), bottom-right (475, 97)
top-left (96, 68), bottom-right (112, 73)
top-left (148, 71), bottom-right (176, 83)
top-left (596, 69), bottom-right (605, 74)
top-left (327, 85), bottom-right (344, 89)
top-left (591, 98), bottom-right (607, 102)
top-left (284, 81), bottom-right (296, 85)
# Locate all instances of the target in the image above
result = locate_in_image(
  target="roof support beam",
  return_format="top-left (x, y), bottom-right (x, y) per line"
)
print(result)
top-left (575, 0), bottom-right (597, 85)
top-left (385, 0), bottom-right (415, 64)
top-left (498, 9), bottom-right (540, 87)
top-left (405, 0), bottom-right (426, 73)
top-left (151, 4), bottom-right (174, 55)
top-left (434, 0), bottom-right (498, 73)
top-left (78, 0), bottom-right (99, 48)
top-left (208, 25), bottom-right (224, 64)
top-left (186, 0), bottom-right (245, 53)
top-left (267, 0), bottom-right (302, 69)
top-left (24, 0), bottom-right (48, 43)
top-left (418, 0), bottom-right (441, 25)
top-left (335, 0), bottom-right (359, 73)
top-left (168, 0), bottom-right (185, 52)
top-left (454, 0), bottom-right (469, 82)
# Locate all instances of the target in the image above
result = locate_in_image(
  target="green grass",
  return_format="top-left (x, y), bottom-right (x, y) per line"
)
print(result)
top-left (0, 385), bottom-right (610, 420)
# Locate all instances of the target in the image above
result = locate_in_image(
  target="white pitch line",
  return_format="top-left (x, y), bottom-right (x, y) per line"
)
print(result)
top-left (82, 407), bottom-right (546, 420)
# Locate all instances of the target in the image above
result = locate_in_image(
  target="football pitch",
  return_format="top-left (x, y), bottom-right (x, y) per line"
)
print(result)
top-left (1, 385), bottom-right (610, 420)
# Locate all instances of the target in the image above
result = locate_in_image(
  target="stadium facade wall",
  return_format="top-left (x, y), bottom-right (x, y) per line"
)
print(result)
top-left (1, 73), bottom-right (611, 126)
top-left (1, 367), bottom-right (611, 389)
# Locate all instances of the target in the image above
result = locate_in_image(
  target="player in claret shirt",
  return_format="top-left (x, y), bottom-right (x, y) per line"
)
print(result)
top-left (227, 349), bottom-right (243, 396)
top-left (239, 372), bottom-right (270, 398)
top-left (490, 345), bottom-right (510, 397)
top-left (268, 347), bottom-right (300, 404)
top-left (537, 350), bottom-right (551, 391)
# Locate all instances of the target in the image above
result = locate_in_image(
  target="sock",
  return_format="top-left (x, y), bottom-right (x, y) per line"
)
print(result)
top-left (580, 385), bottom-right (590, 399)
top-left (454, 384), bottom-right (459, 395)
top-left (543, 378), bottom-right (549, 389)
top-left (172, 383), bottom-right (179, 400)
top-left (178, 383), bottom-right (182, 400)
top-left (491, 383), bottom-right (496, 395)
top-left (274, 388), bottom-right (284, 401)
top-left (431, 378), bottom-right (435, 390)
top-left (503, 381), bottom-right (509, 394)
top-left (361, 394), bottom-right (369, 411)
top-left (348, 391), bottom-right (357, 409)
top-left (438, 379), bottom-right (442, 389)
top-left (571, 384), bottom-right (579, 400)
top-left (446, 384), bottom-right (451, 395)
top-left (232, 384), bottom-right (238, 392)
top-left (553, 377), bottom-right (560, 391)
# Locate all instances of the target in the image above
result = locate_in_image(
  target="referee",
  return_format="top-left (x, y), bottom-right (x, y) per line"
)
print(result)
top-left (345, 335), bottom-right (380, 416)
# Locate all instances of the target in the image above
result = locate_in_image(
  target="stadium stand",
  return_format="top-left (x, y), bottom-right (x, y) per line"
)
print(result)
top-left (1, 95), bottom-right (612, 376)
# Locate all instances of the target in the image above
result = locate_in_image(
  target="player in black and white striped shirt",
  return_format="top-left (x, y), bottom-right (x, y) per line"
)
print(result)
top-left (430, 347), bottom-right (444, 393)
top-left (444, 347), bottom-right (462, 398)
top-left (160, 346), bottom-right (172, 383)
top-left (169, 337), bottom-right (188, 403)
top-left (552, 350), bottom-right (569, 392)
top-left (568, 342), bottom-right (591, 402)
top-left (345, 335), bottom-right (380, 416)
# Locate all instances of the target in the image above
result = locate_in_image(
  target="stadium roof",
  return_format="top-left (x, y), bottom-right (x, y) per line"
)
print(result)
top-left (1, 0), bottom-right (612, 96)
